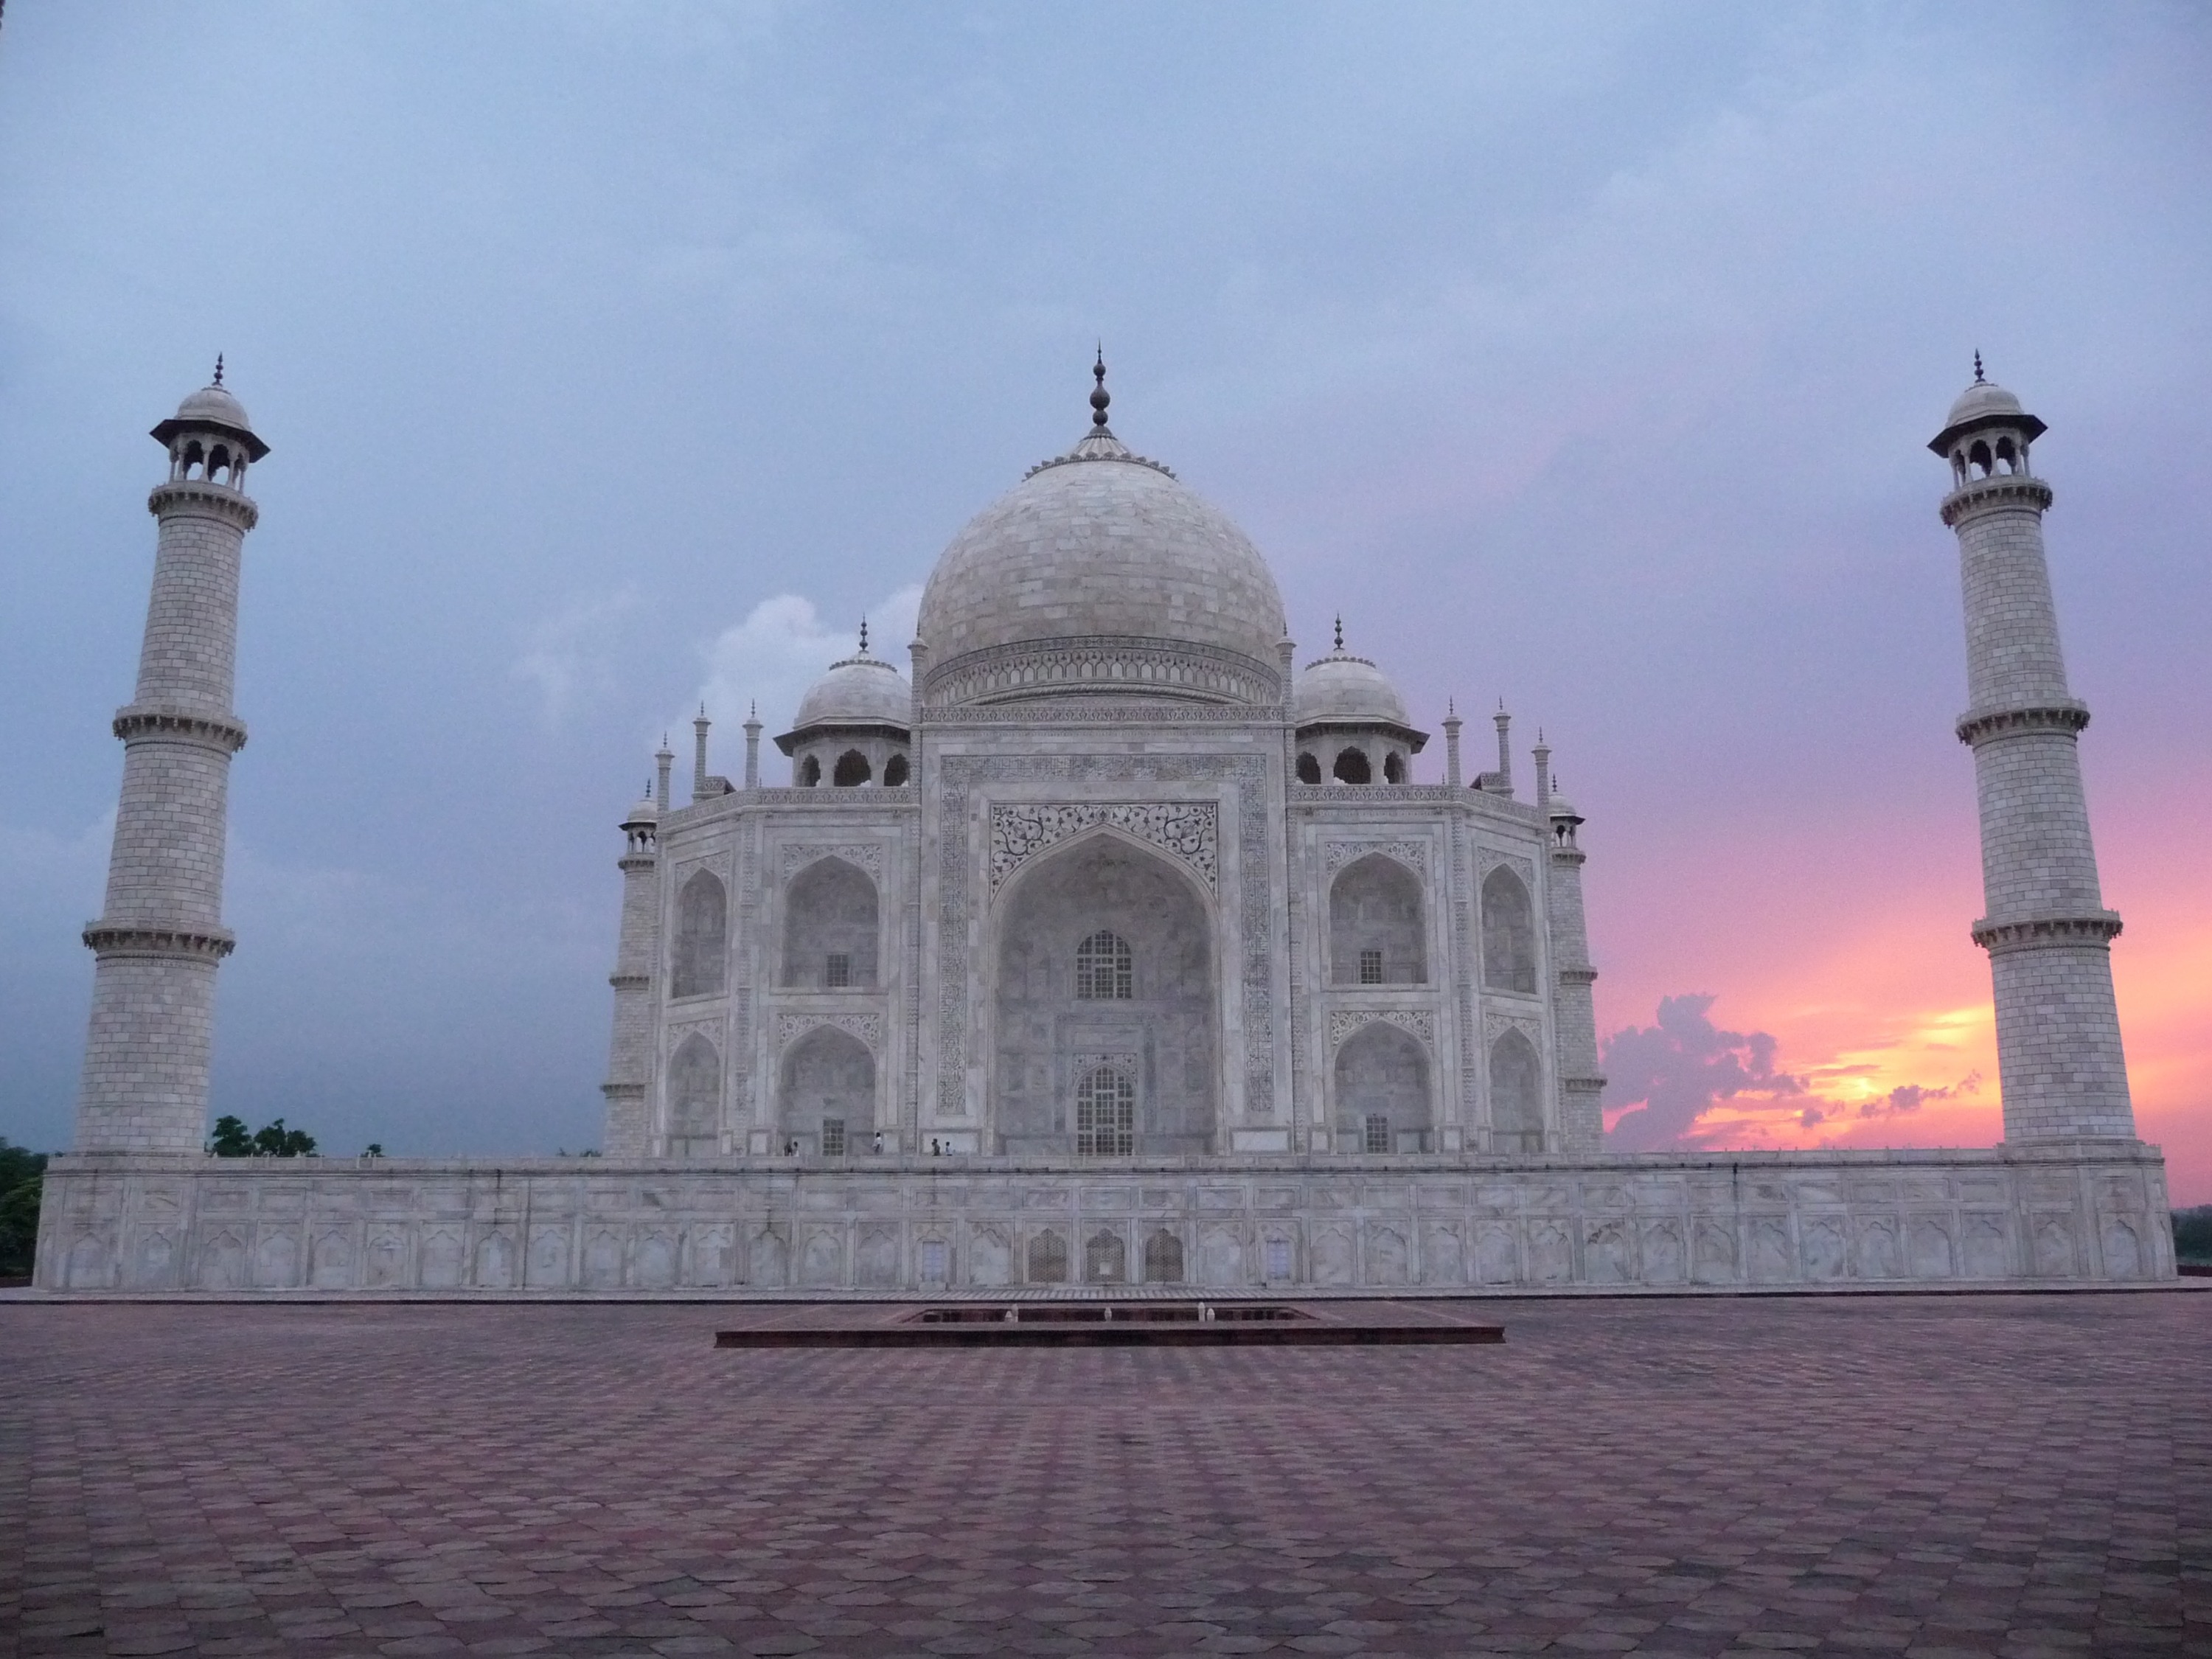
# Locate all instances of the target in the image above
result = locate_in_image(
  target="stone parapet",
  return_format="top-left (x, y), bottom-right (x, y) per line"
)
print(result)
top-left (34, 1142), bottom-right (2173, 1293)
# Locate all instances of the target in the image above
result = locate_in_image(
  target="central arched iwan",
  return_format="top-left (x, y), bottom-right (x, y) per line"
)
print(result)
top-left (992, 833), bottom-right (1216, 1157)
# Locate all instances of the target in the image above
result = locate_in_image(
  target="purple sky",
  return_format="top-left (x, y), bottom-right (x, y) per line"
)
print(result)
top-left (1, 4), bottom-right (2205, 1190)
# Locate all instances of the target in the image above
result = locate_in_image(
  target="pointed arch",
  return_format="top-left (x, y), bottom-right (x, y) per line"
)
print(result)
top-left (778, 1024), bottom-right (874, 1154)
top-left (671, 869), bottom-right (727, 998)
top-left (1480, 865), bottom-right (1537, 993)
top-left (832, 748), bottom-right (871, 787)
top-left (1490, 1027), bottom-right (1544, 1152)
top-left (1329, 852), bottom-right (1425, 985)
top-left (992, 831), bottom-right (1216, 1157)
top-left (781, 855), bottom-right (878, 988)
top-left (667, 1032), bottom-right (721, 1158)
top-left (1333, 1020), bottom-right (1432, 1152)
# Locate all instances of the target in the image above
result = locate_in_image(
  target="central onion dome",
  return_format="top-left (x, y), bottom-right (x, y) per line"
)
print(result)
top-left (916, 357), bottom-right (1287, 706)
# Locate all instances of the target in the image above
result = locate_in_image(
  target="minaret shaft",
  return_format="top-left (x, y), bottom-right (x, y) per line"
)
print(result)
top-left (76, 459), bottom-right (259, 1155)
top-left (1937, 390), bottom-right (2132, 1142)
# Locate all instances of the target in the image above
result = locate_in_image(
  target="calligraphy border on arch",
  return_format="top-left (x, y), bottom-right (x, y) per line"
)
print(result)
top-left (937, 754), bottom-right (1270, 1121)
top-left (989, 801), bottom-right (1218, 899)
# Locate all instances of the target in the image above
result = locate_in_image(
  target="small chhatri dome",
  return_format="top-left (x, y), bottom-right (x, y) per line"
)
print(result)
top-left (916, 357), bottom-right (1288, 703)
top-left (1293, 625), bottom-right (1412, 728)
top-left (787, 629), bottom-right (911, 732)
top-left (152, 359), bottom-right (271, 460)
top-left (623, 786), bottom-right (659, 826)
top-left (1929, 355), bottom-right (2047, 456)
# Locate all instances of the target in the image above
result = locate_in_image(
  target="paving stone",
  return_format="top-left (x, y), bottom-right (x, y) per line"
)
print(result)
top-left (0, 1297), bottom-right (2202, 1658)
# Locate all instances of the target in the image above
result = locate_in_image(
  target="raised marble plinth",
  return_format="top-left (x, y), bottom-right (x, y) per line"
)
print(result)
top-left (34, 1140), bottom-right (2173, 1293)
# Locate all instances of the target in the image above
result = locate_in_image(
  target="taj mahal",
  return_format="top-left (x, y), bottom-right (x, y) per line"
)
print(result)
top-left (32, 355), bottom-right (2175, 1293)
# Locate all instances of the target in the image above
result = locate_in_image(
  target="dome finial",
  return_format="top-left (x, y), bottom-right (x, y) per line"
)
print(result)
top-left (859, 616), bottom-right (869, 654)
top-left (212, 353), bottom-right (224, 387)
top-left (1333, 614), bottom-right (1343, 652)
top-left (1973, 349), bottom-right (1985, 383)
top-left (1091, 344), bottom-right (1110, 429)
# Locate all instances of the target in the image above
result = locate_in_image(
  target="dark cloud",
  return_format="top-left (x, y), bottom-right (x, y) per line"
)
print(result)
top-left (1601, 993), bottom-right (1804, 1151)
top-left (1857, 1074), bottom-right (1980, 1120)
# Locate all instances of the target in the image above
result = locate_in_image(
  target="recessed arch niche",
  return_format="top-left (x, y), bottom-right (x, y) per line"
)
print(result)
top-left (671, 869), bottom-right (727, 998)
top-left (778, 1025), bottom-right (875, 1154)
top-left (1329, 853), bottom-right (1425, 985)
top-left (1481, 865), bottom-right (1537, 993)
top-left (666, 1033), bottom-right (720, 1158)
top-left (781, 856), bottom-right (878, 988)
top-left (1490, 1027), bottom-right (1545, 1152)
top-left (992, 832), bottom-right (1217, 1157)
top-left (1333, 1021), bottom-right (1432, 1152)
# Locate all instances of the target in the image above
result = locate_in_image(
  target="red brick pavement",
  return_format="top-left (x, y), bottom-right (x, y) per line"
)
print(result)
top-left (2, 1295), bottom-right (2205, 1658)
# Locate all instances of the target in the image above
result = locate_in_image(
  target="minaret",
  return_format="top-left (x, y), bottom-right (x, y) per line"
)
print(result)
top-left (600, 785), bottom-right (661, 1157)
top-left (1931, 364), bottom-right (2133, 1141)
top-left (1538, 759), bottom-right (1604, 1154)
top-left (74, 368), bottom-right (268, 1155)
top-left (742, 702), bottom-right (762, 790)
top-left (691, 706), bottom-right (711, 803)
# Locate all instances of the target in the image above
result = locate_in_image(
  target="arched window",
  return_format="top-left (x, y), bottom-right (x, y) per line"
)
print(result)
top-left (1084, 1228), bottom-right (1127, 1281)
top-left (209, 445), bottom-right (232, 483)
top-left (667, 1033), bottom-right (720, 1158)
top-left (183, 440), bottom-right (204, 479)
top-left (1076, 1065), bottom-right (1135, 1155)
top-left (671, 869), bottom-right (727, 998)
top-left (1296, 752), bottom-right (1321, 785)
top-left (799, 755), bottom-right (821, 787)
top-left (1490, 1028), bottom-right (1544, 1152)
top-left (1329, 853), bottom-right (1425, 985)
top-left (1968, 439), bottom-right (1993, 479)
top-left (1074, 930), bottom-right (1133, 1000)
top-left (1332, 747), bottom-right (1371, 785)
top-left (832, 749), bottom-right (871, 787)
top-left (1481, 866), bottom-right (1537, 994)
top-left (882, 753), bottom-right (908, 787)
top-left (1143, 1229), bottom-right (1184, 1283)
top-left (1382, 752), bottom-right (1405, 784)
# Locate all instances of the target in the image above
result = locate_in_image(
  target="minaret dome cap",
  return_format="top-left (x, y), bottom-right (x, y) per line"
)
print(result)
top-left (1928, 372), bottom-right (2045, 456)
top-left (152, 376), bottom-right (271, 461)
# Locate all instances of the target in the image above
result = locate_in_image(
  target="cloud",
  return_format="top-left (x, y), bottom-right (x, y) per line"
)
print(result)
top-left (1602, 995), bottom-right (1988, 1150)
top-left (512, 588), bottom-right (644, 724)
top-left (1601, 993), bottom-right (1803, 1151)
top-left (685, 583), bottom-right (922, 772)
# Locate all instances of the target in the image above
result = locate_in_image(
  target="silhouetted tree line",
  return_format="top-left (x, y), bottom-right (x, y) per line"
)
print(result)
top-left (2175, 1205), bottom-right (2212, 1265)
top-left (0, 1140), bottom-right (46, 1279)
top-left (206, 1115), bottom-right (318, 1157)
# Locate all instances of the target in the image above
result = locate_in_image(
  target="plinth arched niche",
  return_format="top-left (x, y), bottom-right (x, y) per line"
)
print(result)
top-left (781, 856), bottom-right (878, 989)
top-left (991, 832), bottom-right (1217, 1156)
top-left (1332, 1020), bottom-right (1433, 1152)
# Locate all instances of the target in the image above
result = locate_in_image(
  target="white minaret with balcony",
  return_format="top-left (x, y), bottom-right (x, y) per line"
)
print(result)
top-left (1932, 364), bottom-right (2134, 1141)
top-left (74, 366), bottom-right (268, 1155)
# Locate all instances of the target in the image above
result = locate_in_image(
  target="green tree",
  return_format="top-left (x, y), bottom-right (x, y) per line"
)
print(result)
top-left (2174, 1206), bottom-right (2212, 1265)
top-left (0, 1139), bottom-right (47, 1279)
top-left (250, 1118), bottom-right (316, 1156)
top-left (209, 1115), bottom-right (317, 1157)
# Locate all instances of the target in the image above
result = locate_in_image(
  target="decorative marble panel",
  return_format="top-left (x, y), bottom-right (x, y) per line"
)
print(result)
top-left (1324, 839), bottom-right (1427, 875)
top-left (782, 842), bottom-right (883, 880)
top-left (773, 1011), bottom-right (883, 1053)
top-left (988, 801), bottom-right (1218, 897)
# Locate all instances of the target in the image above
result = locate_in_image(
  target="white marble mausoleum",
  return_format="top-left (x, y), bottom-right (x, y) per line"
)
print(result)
top-left (33, 359), bottom-right (2175, 1293)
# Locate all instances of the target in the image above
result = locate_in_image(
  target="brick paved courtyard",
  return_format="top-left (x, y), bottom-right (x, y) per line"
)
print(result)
top-left (4, 1295), bottom-right (2205, 1658)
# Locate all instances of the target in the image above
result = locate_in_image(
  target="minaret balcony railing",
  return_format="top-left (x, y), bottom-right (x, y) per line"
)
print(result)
top-left (1953, 700), bottom-right (2090, 747)
top-left (1939, 473), bottom-right (2053, 526)
top-left (146, 478), bottom-right (259, 528)
top-left (111, 703), bottom-right (248, 754)
top-left (81, 923), bottom-right (237, 961)
top-left (1971, 910), bottom-right (2124, 954)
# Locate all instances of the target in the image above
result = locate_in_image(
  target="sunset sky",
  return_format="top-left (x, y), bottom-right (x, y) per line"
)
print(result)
top-left (1, 4), bottom-right (2205, 1199)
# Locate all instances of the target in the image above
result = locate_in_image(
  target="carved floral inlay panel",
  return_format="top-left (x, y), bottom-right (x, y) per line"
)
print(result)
top-left (1329, 1009), bottom-right (1434, 1049)
top-left (1477, 848), bottom-right (1536, 886)
top-left (782, 843), bottom-right (883, 880)
top-left (988, 801), bottom-right (1218, 897)
top-left (1484, 1012), bottom-right (1544, 1046)
top-left (774, 1012), bottom-right (883, 1053)
top-left (1324, 839), bottom-right (1427, 875)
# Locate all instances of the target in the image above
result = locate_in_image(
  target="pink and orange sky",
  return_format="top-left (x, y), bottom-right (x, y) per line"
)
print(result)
top-left (1, 7), bottom-right (2204, 1195)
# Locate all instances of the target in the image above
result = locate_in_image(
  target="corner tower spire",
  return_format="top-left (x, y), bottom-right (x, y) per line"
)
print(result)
top-left (1931, 368), bottom-right (2133, 1140)
top-left (74, 372), bottom-right (270, 1154)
